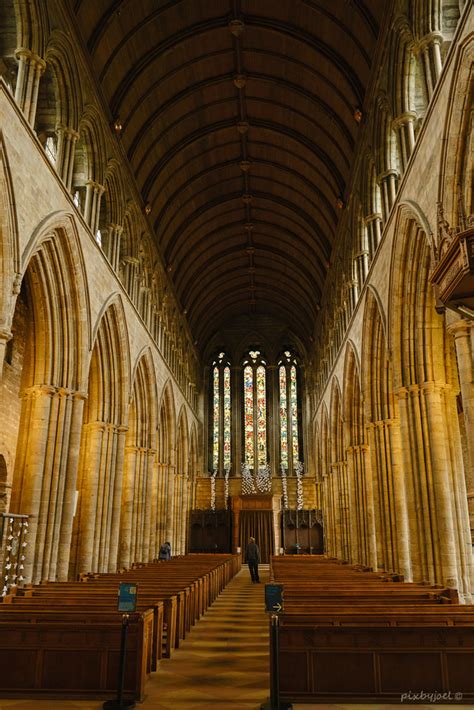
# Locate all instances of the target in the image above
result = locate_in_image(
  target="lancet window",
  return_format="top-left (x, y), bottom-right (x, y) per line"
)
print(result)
top-left (279, 351), bottom-right (301, 473)
top-left (242, 350), bottom-right (267, 471)
top-left (210, 352), bottom-right (231, 474)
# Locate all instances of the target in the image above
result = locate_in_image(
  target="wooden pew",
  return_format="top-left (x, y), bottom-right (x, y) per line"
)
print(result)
top-left (0, 610), bottom-right (152, 701)
top-left (270, 555), bottom-right (474, 703)
top-left (0, 553), bottom-right (240, 700)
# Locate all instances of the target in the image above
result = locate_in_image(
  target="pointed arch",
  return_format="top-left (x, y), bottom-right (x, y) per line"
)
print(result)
top-left (9, 215), bottom-right (89, 584)
top-left (45, 30), bottom-right (83, 131)
top-left (438, 33), bottom-right (474, 226)
top-left (0, 131), bottom-right (20, 346)
top-left (119, 347), bottom-right (157, 567)
top-left (72, 296), bottom-right (131, 576)
top-left (388, 206), bottom-right (472, 594)
top-left (343, 341), bottom-right (363, 447)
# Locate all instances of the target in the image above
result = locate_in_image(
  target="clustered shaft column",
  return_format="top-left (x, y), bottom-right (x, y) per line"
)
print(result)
top-left (14, 49), bottom-right (46, 126)
top-left (55, 127), bottom-right (79, 191)
top-left (11, 385), bottom-right (85, 583)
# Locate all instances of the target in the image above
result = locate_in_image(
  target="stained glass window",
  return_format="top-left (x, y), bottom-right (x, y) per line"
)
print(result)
top-left (256, 365), bottom-right (267, 467)
top-left (279, 352), bottom-right (300, 472)
top-left (223, 366), bottom-right (231, 470)
top-left (243, 351), bottom-right (267, 471)
top-left (244, 365), bottom-right (254, 467)
top-left (210, 353), bottom-right (231, 475)
top-left (279, 366), bottom-right (288, 469)
top-left (290, 365), bottom-right (299, 462)
top-left (212, 367), bottom-right (219, 471)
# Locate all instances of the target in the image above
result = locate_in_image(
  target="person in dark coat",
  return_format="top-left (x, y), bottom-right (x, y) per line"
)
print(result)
top-left (159, 541), bottom-right (171, 560)
top-left (246, 537), bottom-right (260, 582)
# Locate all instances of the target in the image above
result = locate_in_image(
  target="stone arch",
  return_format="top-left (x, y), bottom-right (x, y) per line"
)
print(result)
top-left (328, 376), bottom-right (350, 560)
top-left (438, 33), bottom-right (474, 227)
top-left (45, 30), bottom-right (82, 131)
top-left (319, 402), bottom-right (333, 554)
top-left (72, 296), bottom-right (131, 577)
top-left (0, 454), bottom-right (8, 514)
top-left (44, 31), bottom-right (83, 191)
top-left (372, 92), bottom-right (401, 221)
top-left (389, 207), bottom-right (472, 597)
top-left (0, 131), bottom-right (20, 367)
top-left (8, 215), bottom-right (88, 584)
top-left (174, 405), bottom-right (190, 554)
top-left (120, 348), bottom-right (157, 568)
top-left (0, 0), bottom-right (20, 92)
top-left (189, 422), bottom-right (199, 511)
top-left (73, 105), bottom-right (109, 231)
top-left (99, 160), bottom-right (127, 268)
top-left (34, 53), bottom-right (60, 163)
top-left (342, 340), bottom-right (372, 565)
top-left (361, 286), bottom-right (411, 577)
top-left (157, 379), bottom-right (177, 547)
top-left (13, 0), bottom-right (49, 57)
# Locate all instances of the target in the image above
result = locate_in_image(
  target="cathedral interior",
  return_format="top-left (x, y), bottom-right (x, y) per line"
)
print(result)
top-left (0, 0), bottom-right (473, 706)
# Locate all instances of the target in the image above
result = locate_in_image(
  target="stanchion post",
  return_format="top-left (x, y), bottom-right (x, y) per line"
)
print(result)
top-left (261, 609), bottom-right (292, 710)
top-left (103, 613), bottom-right (135, 710)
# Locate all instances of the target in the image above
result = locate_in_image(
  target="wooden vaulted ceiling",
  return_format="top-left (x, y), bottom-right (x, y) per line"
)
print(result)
top-left (71, 0), bottom-right (385, 350)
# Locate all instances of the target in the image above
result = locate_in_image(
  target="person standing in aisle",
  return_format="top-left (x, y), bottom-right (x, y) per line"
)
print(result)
top-left (246, 536), bottom-right (260, 583)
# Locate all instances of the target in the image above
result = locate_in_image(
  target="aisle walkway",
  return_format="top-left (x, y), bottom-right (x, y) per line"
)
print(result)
top-left (142, 564), bottom-right (270, 708)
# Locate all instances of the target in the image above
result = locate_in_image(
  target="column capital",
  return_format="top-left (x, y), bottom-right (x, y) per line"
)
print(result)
top-left (364, 212), bottom-right (382, 224)
top-left (414, 31), bottom-right (444, 55)
top-left (22, 384), bottom-right (57, 399)
top-left (447, 318), bottom-right (472, 339)
top-left (377, 169), bottom-right (399, 183)
top-left (15, 48), bottom-right (46, 72)
top-left (392, 112), bottom-right (417, 130)
top-left (0, 329), bottom-right (12, 343)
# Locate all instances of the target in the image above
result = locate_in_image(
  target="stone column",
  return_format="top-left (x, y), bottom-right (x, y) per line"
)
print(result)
top-left (393, 113), bottom-right (417, 170)
top-left (56, 127), bottom-right (79, 191)
top-left (56, 391), bottom-right (86, 580)
top-left (12, 385), bottom-right (55, 582)
top-left (142, 449), bottom-right (155, 561)
top-left (120, 444), bottom-right (137, 569)
top-left (104, 224), bottom-right (123, 272)
top-left (39, 388), bottom-right (74, 582)
top-left (83, 181), bottom-right (105, 235)
top-left (77, 422), bottom-right (106, 573)
top-left (14, 49), bottom-right (46, 126)
top-left (166, 463), bottom-right (176, 544)
top-left (397, 381), bottom-right (470, 595)
top-left (355, 251), bottom-right (369, 290)
top-left (365, 213), bottom-right (383, 260)
top-left (358, 443), bottom-right (378, 570)
top-left (122, 257), bottom-right (140, 303)
top-left (0, 329), bottom-right (12, 375)
top-left (448, 320), bottom-right (474, 538)
top-left (378, 170), bottom-right (398, 222)
top-left (416, 32), bottom-right (444, 100)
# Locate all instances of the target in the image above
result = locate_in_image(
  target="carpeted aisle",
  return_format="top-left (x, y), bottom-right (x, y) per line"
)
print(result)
top-left (143, 564), bottom-right (270, 709)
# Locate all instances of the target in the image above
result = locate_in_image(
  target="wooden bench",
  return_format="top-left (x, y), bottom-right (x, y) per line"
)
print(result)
top-left (0, 553), bottom-right (240, 700)
top-left (270, 555), bottom-right (474, 702)
top-left (0, 610), bottom-right (153, 701)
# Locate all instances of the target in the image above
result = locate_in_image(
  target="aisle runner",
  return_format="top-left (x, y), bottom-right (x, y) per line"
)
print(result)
top-left (144, 565), bottom-right (270, 709)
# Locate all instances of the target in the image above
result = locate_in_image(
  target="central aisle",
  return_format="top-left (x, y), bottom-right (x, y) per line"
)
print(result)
top-left (143, 564), bottom-right (270, 709)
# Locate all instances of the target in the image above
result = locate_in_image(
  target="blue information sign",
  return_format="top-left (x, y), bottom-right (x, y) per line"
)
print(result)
top-left (265, 583), bottom-right (284, 613)
top-left (118, 582), bottom-right (138, 612)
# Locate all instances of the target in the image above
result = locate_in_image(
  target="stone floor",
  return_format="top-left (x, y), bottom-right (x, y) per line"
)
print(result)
top-left (0, 566), bottom-right (473, 709)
